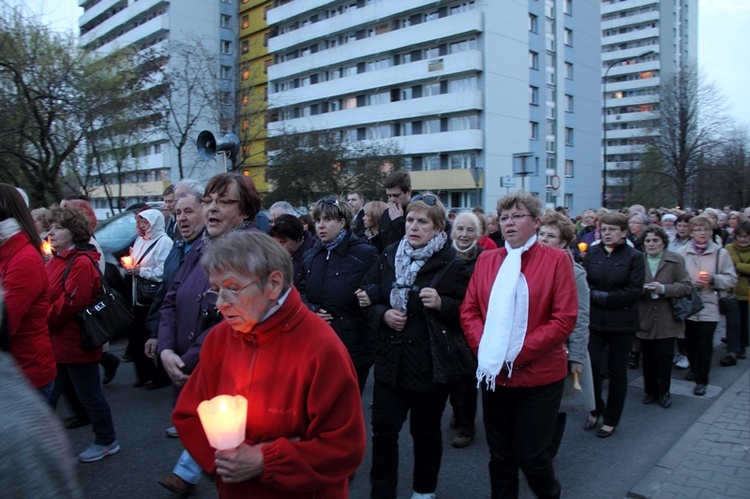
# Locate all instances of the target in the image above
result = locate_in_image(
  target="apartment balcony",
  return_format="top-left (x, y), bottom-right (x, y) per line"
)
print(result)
top-left (605, 76), bottom-right (661, 93)
top-left (268, 10), bottom-right (482, 80)
top-left (268, 91), bottom-right (483, 135)
top-left (603, 27), bottom-right (660, 47)
top-left (602, 11), bottom-right (659, 32)
top-left (411, 168), bottom-right (483, 191)
top-left (391, 130), bottom-right (483, 155)
top-left (606, 144), bottom-right (649, 156)
top-left (268, 50), bottom-right (482, 108)
top-left (606, 110), bottom-right (658, 125)
top-left (605, 94), bottom-right (659, 109)
top-left (89, 180), bottom-right (169, 199)
top-left (605, 127), bottom-right (657, 140)
top-left (602, 0), bottom-right (660, 16)
top-left (81, 4), bottom-right (169, 52)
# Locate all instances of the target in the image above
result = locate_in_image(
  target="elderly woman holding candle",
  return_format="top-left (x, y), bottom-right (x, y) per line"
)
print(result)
top-left (0, 184), bottom-right (56, 399)
top-left (676, 216), bottom-right (737, 396)
top-left (172, 231), bottom-right (365, 498)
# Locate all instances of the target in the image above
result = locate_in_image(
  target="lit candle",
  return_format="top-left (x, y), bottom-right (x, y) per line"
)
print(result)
top-left (120, 255), bottom-right (134, 268)
top-left (699, 271), bottom-right (709, 281)
top-left (577, 242), bottom-right (588, 252)
top-left (573, 371), bottom-right (581, 392)
top-left (42, 240), bottom-right (52, 255)
top-left (197, 395), bottom-right (248, 450)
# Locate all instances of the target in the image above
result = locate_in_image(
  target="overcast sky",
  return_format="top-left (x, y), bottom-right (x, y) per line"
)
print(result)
top-left (7, 0), bottom-right (750, 128)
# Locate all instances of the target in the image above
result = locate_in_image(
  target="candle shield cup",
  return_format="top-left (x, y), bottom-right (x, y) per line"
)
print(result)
top-left (197, 395), bottom-right (248, 450)
top-left (577, 242), bottom-right (588, 252)
top-left (120, 255), bottom-right (134, 268)
top-left (42, 240), bottom-right (52, 255)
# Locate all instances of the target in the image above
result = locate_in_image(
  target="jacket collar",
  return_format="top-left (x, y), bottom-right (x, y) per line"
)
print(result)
top-left (234, 286), bottom-right (307, 345)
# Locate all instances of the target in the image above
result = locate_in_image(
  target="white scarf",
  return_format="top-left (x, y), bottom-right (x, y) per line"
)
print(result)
top-left (477, 235), bottom-right (536, 391)
top-left (0, 218), bottom-right (21, 246)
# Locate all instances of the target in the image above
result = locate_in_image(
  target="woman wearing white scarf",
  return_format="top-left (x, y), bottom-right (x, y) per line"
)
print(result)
top-left (460, 192), bottom-right (577, 499)
top-left (359, 194), bottom-right (469, 499)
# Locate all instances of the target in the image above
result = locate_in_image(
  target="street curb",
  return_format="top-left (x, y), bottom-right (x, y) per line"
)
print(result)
top-left (626, 367), bottom-right (750, 498)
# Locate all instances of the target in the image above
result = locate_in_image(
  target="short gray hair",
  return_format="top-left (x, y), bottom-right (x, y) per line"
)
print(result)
top-left (175, 179), bottom-right (204, 197)
top-left (201, 232), bottom-right (293, 293)
top-left (269, 201), bottom-right (297, 216)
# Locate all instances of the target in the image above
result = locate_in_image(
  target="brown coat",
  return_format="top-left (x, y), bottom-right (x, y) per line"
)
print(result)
top-left (637, 250), bottom-right (692, 340)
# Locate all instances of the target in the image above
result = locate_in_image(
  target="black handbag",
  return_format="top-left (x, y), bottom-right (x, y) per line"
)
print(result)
top-left (63, 254), bottom-right (134, 350)
top-left (423, 262), bottom-right (475, 385)
top-left (670, 287), bottom-right (704, 321)
top-left (132, 236), bottom-right (163, 306)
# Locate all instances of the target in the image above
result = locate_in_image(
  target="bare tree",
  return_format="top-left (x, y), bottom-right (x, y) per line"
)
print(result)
top-left (637, 65), bottom-right (729, 206)
top-left (265, 128), bottom-right (402, 206)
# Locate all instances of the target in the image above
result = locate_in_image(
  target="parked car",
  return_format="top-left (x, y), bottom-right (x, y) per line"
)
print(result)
top-left (94, 202), bottom-right (161, 301)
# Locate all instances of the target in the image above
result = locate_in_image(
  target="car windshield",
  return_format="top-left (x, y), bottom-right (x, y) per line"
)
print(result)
top-left (94, 212), bottom-right (136, 252)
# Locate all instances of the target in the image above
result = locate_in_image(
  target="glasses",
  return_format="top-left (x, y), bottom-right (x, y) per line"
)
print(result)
top-left (411, 195), bottom-right (438, 206)
top-left (692, 227), bottom-right (710, 233)
top-left (201, 195), bottom-right (240, 209)
top-left (538, 231), bottom-right (559, 240)
top-left (203, 279), bottom-right (258, 306)
top-left (499, 214), bottom-right (533, 225)
top-left (321, 196), bottom-right (341, 207)
top-left (599, 226), bottom-right (621, 233)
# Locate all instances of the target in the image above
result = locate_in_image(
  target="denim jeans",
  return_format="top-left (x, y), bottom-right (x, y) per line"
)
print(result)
top-left (37, 380), bottom-right (55, 403)
top-left (370, 380), bottom-right (449, 499)
top-left (49, 362), bottom-right (116, 446)
top-left (173, 450), bottom-right (203, 484)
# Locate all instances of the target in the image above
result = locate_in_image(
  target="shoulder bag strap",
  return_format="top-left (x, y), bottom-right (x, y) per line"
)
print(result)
top-left (62, 253), bottom-right (111, 297)
top-left (135, 235), bottom-right (163, 266)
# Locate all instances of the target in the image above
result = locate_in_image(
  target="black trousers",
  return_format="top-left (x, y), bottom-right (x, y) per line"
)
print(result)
top-left (370, 380), bottom-right (449, 499)
top-left (588, 331), bottom-right (633, 427)
top-left (449, 372), bottom-right (478, 437)
top-left (482, 378), bottom-right (564, 499)
top-left (684, 321), bottom-right (717, 386)
top-left (641, 337), bottom-right (675, 397)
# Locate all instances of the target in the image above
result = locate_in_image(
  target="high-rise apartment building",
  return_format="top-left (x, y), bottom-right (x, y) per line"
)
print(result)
top-left (601, 0), bottom-right (697, 204)
top-left (264, 0), bottom-right (602, 213)
top-left (78, 0), bottom-right (236, 212)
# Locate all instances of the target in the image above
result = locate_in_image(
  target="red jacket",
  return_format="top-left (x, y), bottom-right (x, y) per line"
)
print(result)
top-left (173, 287), bottom-right (365, 498)
top-left (0, 232), bottom-right (56, 388)
top-left (46, 247), bottom-right (103, 364)
top-left (460, 243), bottom-right (578, 387)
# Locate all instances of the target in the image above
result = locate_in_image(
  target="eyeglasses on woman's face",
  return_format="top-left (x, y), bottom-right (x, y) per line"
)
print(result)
top-left (499, 213), bottom-right (533, 225)
top-left (201, 195), bottom-right (240, 209)
top-left (203, 279), bottom-right (258, 306)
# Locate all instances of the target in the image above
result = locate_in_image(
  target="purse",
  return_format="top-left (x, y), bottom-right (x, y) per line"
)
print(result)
top-left (714, 249), bottom-right (740, 316)
top-left (63, 254), bottom-right (134, 350)
top-left (132, 236), bottom-right (163, 306)
top-left (670, 287), bottom-right (704, 321)
top-left (423, 262), bottom-right (475, 385)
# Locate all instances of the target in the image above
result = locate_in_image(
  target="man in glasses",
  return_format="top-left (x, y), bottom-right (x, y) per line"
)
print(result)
top-left (380, 171), bottom-right (413, 250)
top-left (172, 232), bottom-right (365, 498)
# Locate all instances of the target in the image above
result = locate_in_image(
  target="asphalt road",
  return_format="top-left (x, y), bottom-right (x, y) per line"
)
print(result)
top-left (65, 320), bottom-right (746, 498)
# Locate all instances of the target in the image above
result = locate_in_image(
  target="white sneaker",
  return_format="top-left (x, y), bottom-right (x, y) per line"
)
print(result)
top-left (674, 355), bottom-right (690, 369)
top-left (78, 441), bottom-right (120, 463)
top-left (411, 493), bottom-right (436, 499)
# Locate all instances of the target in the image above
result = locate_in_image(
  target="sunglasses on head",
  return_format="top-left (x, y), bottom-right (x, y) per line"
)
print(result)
top-left (321, 197), bottom-right (340, 208)
top-left (411, 195), bottom-right (438, 206)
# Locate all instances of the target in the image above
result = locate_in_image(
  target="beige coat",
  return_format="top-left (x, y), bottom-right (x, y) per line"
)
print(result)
top-left (638, 250), bottom-right (692, 340)
top-left (677, 241), bottom-right (738, 323)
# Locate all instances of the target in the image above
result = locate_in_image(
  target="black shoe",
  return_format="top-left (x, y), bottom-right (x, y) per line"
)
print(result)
top-left (685, 370), bottom-right (695, 381)
top-left (583, 413), bottom-right (600, 430)
top-left (659, 393), bottom-right (672, 409)
top-left (64, 415), bottom-right (92, 429)
top-left (627, 352), bottom-right (640, 369)
top-left (101, 355), bottom-right (121, 385)
top-left (720, 355), bottom-right (737, 367)
top-left (596, 426), bottom-right (616, 438)
top-left (693, 384), bottom-right (707, 396)
top-left (642, 394), bottom-right (657, 405)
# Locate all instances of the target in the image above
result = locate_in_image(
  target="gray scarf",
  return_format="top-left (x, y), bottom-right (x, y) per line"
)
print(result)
top-left (389, 232), bottom-right (448, 313)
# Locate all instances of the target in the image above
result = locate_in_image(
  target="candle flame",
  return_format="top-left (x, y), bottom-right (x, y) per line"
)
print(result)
top-left (42, 240), bottom-right (52, 254)
top-left (577, 242), bottom-right (588, 252)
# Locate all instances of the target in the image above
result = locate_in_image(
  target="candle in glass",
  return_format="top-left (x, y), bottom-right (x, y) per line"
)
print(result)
top-left (120, 255), bottom-right (134, 268)
top-left (577, 242), bottom-right (588, 252)
top-left (42, 240), bottom-right (52, 255)
top-left (197, 394), bottom-right (248, 450)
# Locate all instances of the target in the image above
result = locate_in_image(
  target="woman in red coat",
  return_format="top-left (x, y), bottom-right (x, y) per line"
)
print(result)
top-left (46, 206), bottom-right (120, 463)
top-left (0, 184), bottom-right (56, 399)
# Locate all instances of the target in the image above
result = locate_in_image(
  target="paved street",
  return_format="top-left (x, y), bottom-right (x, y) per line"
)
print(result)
top-left (65, 325), bottom-right (749, 498)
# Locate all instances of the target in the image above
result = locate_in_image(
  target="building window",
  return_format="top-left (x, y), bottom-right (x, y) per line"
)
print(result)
top-left (264, 59), bottom-right (272, 73)
top-left (529, 14), bottom-right (538, 33)
top-left (563, 0), bottom-right (572, 15)
top-left (530, 121), bottom-right (538, 140)
top-left (242, 67), bottom-right (249, 80)
top-left (221, 41), bottom-right (231, 54)
top-left (564, 28), bottom-right (572, 46)
top-left (241, 15), bottom-right (249, 29)
top-left (565, 94), bottom-right (573, 112)
top-left (565, 159), bottom-right (574, 177)
top-left (221, 15), bottom-right (231, 28)
top-left (529, 51), bottom-right (539, 69)
top-left (220, 66), bottom-right (232, 79)
top-left (530, 85), bottom-right (539, 105)
top-left (241, 40), bottom-right (249, 54)
top-left (565, 127), bottom-right (574, 145)
top-left (565, 62), bottom-right (573, 79)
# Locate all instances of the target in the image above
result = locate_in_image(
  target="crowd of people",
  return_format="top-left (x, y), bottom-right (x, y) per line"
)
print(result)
top-left (1, 173), bottom-right (749, 498)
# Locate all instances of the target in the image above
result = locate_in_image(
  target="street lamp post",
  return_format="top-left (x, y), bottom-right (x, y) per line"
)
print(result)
top-left (602, 50), bottom-right (656, 208)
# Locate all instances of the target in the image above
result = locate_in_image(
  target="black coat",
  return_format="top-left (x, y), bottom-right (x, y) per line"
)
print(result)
top-left (362, 241), bottom-right (469, 392)
top-left (583, 242), bottom-right (645, 334)
top-left (299, 231), bottom-right (377, 366)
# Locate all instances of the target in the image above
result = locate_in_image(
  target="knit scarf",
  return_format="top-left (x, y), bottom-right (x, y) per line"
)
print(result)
top-left (389, 232), bottom-right (447, 313)
top-left (201, 219), bottom-right (254, 247)
top-left (477, 235), bottom-right (536, 391)
top-left (692, 240), bottom-right (709, 255)
top-left (324, 229), bottom-right (348, 252)
top-left (0, 218), bottom-right (21, 246)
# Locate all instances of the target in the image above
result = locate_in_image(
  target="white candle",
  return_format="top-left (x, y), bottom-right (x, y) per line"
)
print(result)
top-left (197, 395), bottom-right (248, 450)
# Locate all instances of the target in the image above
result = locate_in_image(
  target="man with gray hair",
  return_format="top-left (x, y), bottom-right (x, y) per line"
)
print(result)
top-left (173, 232), bottom-right (365, 497)
top-left (268, 201), bottom-right (297, 226)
